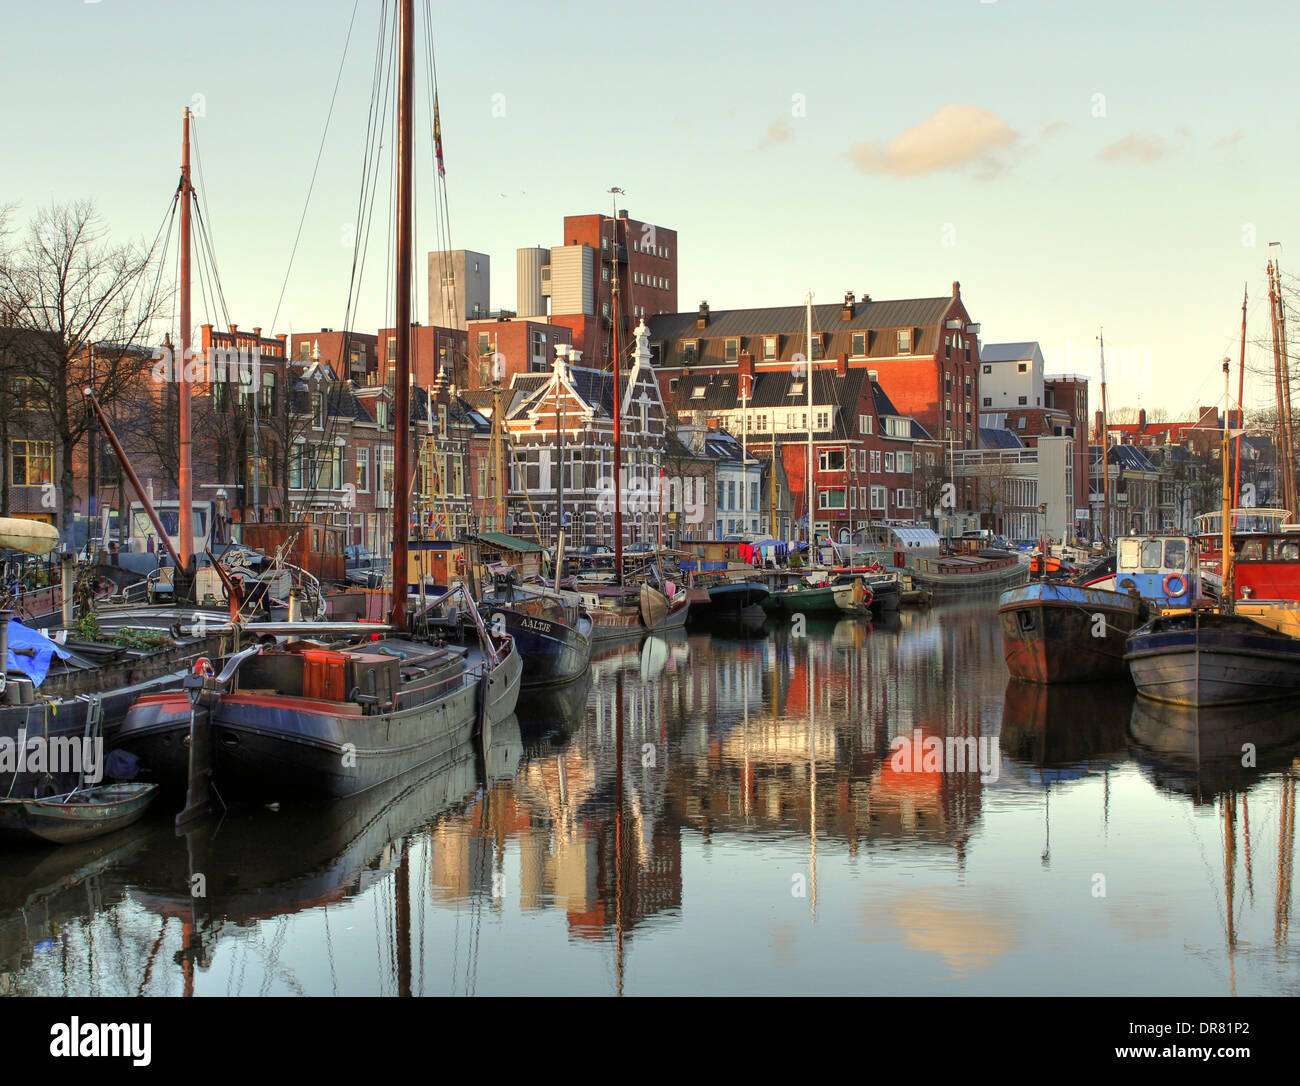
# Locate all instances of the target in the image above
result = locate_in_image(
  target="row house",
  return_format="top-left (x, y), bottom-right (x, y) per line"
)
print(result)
top-left (663, 358), bottom-right (929, 542)
top-left (288, 329), bottom-right (379, 385)
top-left (504, 322), bottom-right (668, 548)
top-left (1090, 443), bottom-right (1165, 538)
top-left (646, 282), bottom-right (981, 450)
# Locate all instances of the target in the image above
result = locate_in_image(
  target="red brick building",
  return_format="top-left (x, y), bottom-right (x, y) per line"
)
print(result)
top-left (531, 209), bottom-right (678, 368)
top-left (466, 316), bottom-right (573, 388)
top-left (646, 284), bottom-right (980, 451)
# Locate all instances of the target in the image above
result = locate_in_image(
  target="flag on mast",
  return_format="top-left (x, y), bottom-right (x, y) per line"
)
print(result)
top-left (434, 93), bottom-right (446, 179)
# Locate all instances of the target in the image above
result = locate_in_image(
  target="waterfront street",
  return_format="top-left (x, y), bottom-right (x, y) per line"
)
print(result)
top-left (4, 601), bottom-right (1294, 998)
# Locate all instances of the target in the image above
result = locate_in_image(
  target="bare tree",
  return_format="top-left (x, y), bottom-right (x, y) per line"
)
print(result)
top-left (0, 201), bottom-right (167, 537)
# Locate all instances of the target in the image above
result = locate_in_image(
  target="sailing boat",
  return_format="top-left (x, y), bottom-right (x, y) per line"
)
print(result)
top-left (115, 1), bottom-right (520, 809)
top-left (1126, 361), bottom-right (1300, 705)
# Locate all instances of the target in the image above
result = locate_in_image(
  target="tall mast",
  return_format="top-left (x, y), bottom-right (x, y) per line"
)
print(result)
top-left (1234, 284), bottom-right (1247, 506)
top-left (1267, 261), bottom-right (1297, 514)
top-left (805, 292), bottom-right (814, 551)
top-left (609, 189), bottom-right (625, 584)
top-left (178, 108), bottom-right (195, 575)
top-left (1099, 328), bottom-right (1111, 544)
top-left (390, 0), bottom-right (415, 631)
top-left (1277, 254), bottom-right (1297, 513)
top-left (1221, 360), bottom-right (1234, 611)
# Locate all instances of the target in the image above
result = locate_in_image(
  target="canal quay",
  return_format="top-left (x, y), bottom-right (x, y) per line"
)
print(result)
top-left (3, 601), bottom-right (1294, 999)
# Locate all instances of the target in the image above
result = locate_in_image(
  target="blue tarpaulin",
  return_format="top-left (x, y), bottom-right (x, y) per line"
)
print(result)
top-left (7, 617), bottom-right (70, 688)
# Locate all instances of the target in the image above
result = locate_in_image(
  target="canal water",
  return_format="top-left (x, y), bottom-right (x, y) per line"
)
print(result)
top-left (2, 602), bottom-right (1296, 997)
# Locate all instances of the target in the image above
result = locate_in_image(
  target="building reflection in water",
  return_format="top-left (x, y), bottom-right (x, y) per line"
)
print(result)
top-left (1, 603), bottom-right (1297, 996)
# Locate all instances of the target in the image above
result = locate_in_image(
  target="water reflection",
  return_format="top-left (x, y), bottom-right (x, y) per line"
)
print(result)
top-left (2, 603), bottom-right (1297, 996)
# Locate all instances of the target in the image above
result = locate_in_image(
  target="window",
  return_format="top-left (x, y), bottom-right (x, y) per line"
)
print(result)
top-left (818, 449), bottom-right (845, 471)
top-left (669, 379), bottom-right (679, 394)
top-left (851, 332), bottom-right (866, 357)
top-left (897, 329), bottom-right (912, 354)
top-left (1018, 396), bottom-right (1027, 405)
top-left (982, 364), bottom-right (992, 375)
top-left (983, 396), bottom-right (992, 407)
top-left (819, 488), bottom-right (847, 509)
top-left (884, 452), bottom-right (895, 472)
top-left (898, 452), bottom-right (913, 473)
top-left (691, 385), bottom-right (707, 400)
top-left (945, 373), bottom-right (953, 393)
top-left (356, 448), bottom-right (370, 491)
top-left (870, 450), bottom-right (882, 473)
top-left (10, 440), bottom-right (53, 486)
top-left (870, 485), bottom-right (887, 511)
top-left (859, 414), bottom-right (873, 435)
top-left (313, 394), bottom-right (326, 428)
top-left (725, 338), bottom-right (740, 362)
top-left (896, 488), bottom-right (912, 508)
top-left (376, 400), bottom-right (389, 429)
top-left (682, 341), bottom-right (697, 364)
top-left (810, 334), bottom-right (823, 360)
top-left (789, 381), bottom-right (804, 397)
top-left (859, 487), bottom-right (867, 509)
top-left (477, 332), bottom-right (490, 356)
top-left (763, 336), bottom-right (777, 360)
top-left (815, 410), bottom-right (830, 430)
top-left (1018, 362), bottom-right (1028, 373)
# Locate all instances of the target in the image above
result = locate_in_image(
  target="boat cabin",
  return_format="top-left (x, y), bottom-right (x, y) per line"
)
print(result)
top-left (1115, 535), bottom-right (1197, 605)
top-left (471, 532), bottom-right (546, 580)
top-left (406, 539), bottom-right (471, 594)
top-left (679, 539), bottom-right (745, 571)
top-left (241, 522), bottom-right (346, 584)
top-left (1231, 535), bottom-right (1300, 602)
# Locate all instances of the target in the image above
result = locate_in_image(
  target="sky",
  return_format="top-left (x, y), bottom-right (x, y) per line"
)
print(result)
top-left (3, 0), bottom-right (1297, 419)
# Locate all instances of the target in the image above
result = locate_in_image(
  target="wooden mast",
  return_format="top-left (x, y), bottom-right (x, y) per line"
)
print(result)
top-left (178, 108), bottom-right (195, 576)
top-left (1234, 284), bottom-right (1247, 505)
top-left (610, 190), bottom-right (625, 585)
top-left (1099, 328), bottom-right (1111, 544)
top-left (805, 292), bottom-right (814, 552)
top-left (390, 0), bottom-right (415, 631)
top-left (1221, 360), bottom-right (1234, 611)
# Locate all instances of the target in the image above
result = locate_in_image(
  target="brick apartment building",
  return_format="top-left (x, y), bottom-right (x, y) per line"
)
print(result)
top-left (646, 283), bottom-right (981, 451)
top-left (517, 209), bottom-right (678, 368)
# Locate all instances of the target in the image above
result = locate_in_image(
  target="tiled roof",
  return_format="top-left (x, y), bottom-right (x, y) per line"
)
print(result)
top-left (647, 297), bottom-right (953, 339)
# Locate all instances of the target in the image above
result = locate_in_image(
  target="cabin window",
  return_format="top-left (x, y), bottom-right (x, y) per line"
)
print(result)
top-left (1140, 540), bottom-right (1163, 569)
top-left (1239, 540), bottom-right (1264, 561)
top-left (1118, 539), bottom-right (1140, 569)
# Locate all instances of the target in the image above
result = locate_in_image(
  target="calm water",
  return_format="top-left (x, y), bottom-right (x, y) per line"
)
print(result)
top-left (3, 602), bottom-right (1297, 997)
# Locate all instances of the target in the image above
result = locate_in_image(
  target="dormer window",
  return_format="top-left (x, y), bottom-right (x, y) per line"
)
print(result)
top-left (682, 340), bottom-right (698, 364)
top-left (724, 338), bottom-right (740, 362)
top-left (788, 381), bottom-right (804, 397)
top-left (851, 332), bottom-right (866, 357)
top-left (809, 334), bottom-right (824, 360)
top-left (897, 329), bottom-right (912, 354)
top-left (763, 336), bottom-right (778, 360)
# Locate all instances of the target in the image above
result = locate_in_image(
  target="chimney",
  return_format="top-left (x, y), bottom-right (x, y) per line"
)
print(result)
top-left (739, 353), bottom-right (754, 382)
top-left (836, 354), bottom-right (848, 377)
top-left (952, 281), bottom-right (961, 299)
top-left (1138, 408), bottom-right (1146, 429)
top-left (229, 323), bottom-right (238, 335)
top-left (252, 327), bottom-right (262, 340)
top-left (861, 293), bottom-right (871, 303)
top-left (841, 292), bottom-right (855, 321)
top-left (1094, 409), bottom-right (1104, 441)
top-left (697, 300), bottom-right (710, 329)
top-left (619, 209), bottom-right (629, 219)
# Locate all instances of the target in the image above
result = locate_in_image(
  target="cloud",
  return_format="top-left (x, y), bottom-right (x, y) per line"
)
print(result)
top-left (1041, 121), bottom-right (1067, 140)
top-left (845, 105), bottom-right (1019, 178)
top-left (1097, 132), bottom-right (1167, 164)
top-left (1213, 130), bottom-right (1244, 150)
top-left (758, 118), bottom-right (793, 150)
